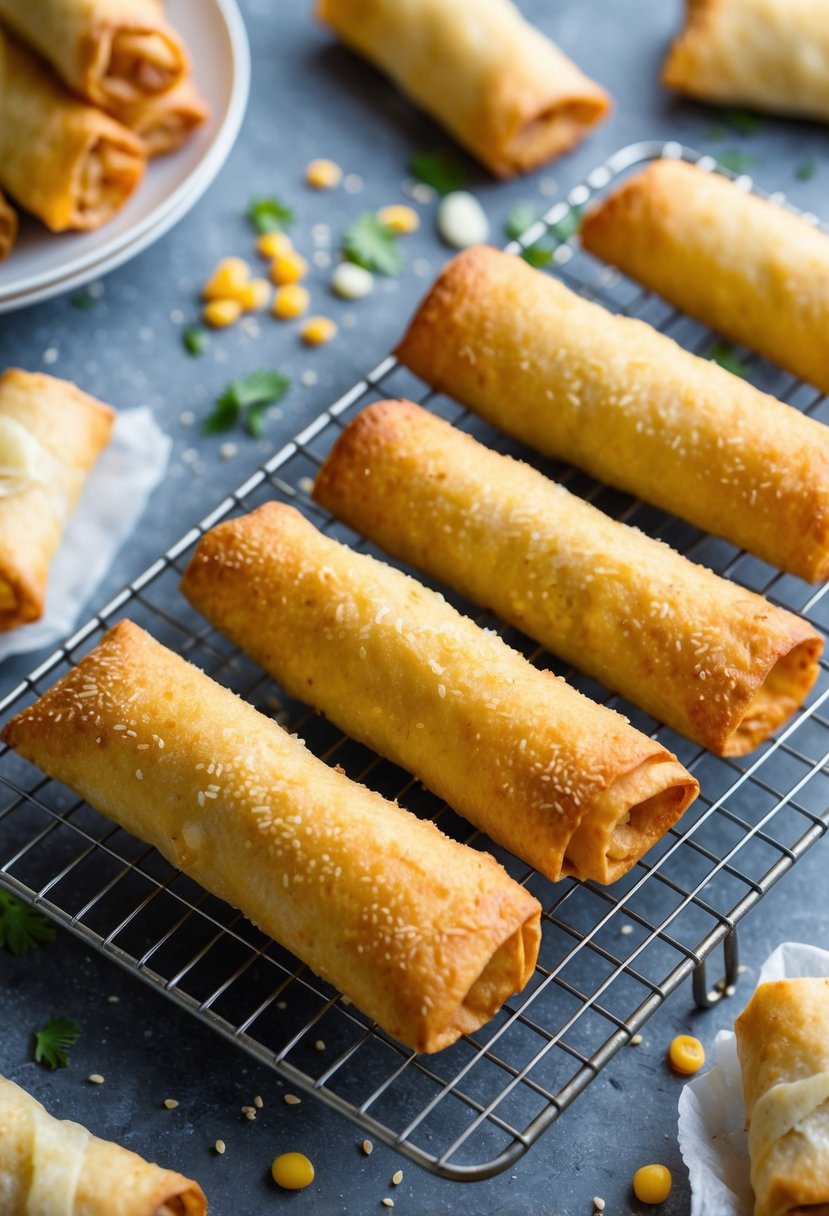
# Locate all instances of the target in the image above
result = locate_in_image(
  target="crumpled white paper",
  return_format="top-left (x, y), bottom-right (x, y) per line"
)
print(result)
top-left (678, 941), bottom-right (829, 1216)
top-left (0, 408), bottom-right (171, 662)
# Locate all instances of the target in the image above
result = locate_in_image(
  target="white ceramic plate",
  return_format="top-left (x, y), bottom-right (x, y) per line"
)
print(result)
top-left (0, 0), bottom-right (250, 313)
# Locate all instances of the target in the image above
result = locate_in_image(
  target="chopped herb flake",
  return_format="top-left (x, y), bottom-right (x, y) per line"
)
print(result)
top-left (550, 207), bottom-right (583, 243)
top-left (34, 1018), bottom-right (80, 1070)
top-left (183, 325), bottom-right (209, 356)
top-left (795, 158), bottom-right (817, 181)
top-left (711, 341), bottom-right (748, 378)
top-left (717, 149), bottom-right (754, 174)
top-left (0, 891), bottom-right (55, 956)
top-left (71, 289), bottom-right (97, 311)
top-left (722, 107), bottom-right (763, 135)
top-left (248, 197), bottom-right (294, 235)
top-left (410, 151), bottom-right (465, 197)
top-left (342, 213), bottom-right (404, 277)
top-left (204, 369), bottom-right (291, 436)
top-left (504, 201), bottom-right (540, 241)
top-left (521, 242), bottom-right (554, 269)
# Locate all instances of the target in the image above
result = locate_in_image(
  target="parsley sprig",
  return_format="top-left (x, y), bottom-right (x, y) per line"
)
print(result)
top-left (248, 197), bottom-right (294, 235)
top-left (34, 1017), bottom-right (81, 1070)
top-left (342, 213), bottom-right (404, 277)
top-left (0, 891), bottom-right (55, 956)
top-left (204, 370), bottom-right (292, 438)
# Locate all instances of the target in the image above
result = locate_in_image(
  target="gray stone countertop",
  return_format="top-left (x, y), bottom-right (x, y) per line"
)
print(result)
top-left (1, 1), bottom-right (829, 1212)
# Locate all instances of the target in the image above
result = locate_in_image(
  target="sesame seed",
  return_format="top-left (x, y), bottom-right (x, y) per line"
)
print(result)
top-left (620, 924), bottom-right (633, 936)
top-left (214, 1140), bottom-right (226, 1155)
top-left (630, 1034), bottom-right (643, 1046)
top-left (135, 770), bottom-right (143, 781)
top-left (284, 1094), bottom-right (301, 1105)
top-left (107, 995), bottom-right (119, 1004)
top-left (314, 1040), bottom-right (325, 1051)
top-left (594, 1199), bottom-right (606, 1213)
top-left (87, 1073), bottom-right (105, 1085)
top-left (163, 1099), bottom-right (179, 1109)
top-left (361, 1139), bottom-right (373, 1156)
top-left (382, 1200), bottom-right (394, 1209)
top-left (243, 1107), bottom-right (256, 1121)
top-left (391, 1170), bottom-right (403, 1185)
top-left (253, 1096), bottom-right (263, 1109)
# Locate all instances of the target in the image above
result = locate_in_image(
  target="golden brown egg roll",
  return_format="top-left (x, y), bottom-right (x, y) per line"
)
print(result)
top-left (396, 245), bottom-right (829, 584)
top-left (735, 978), bottom-right (829, 1216)
top-left (0, 368), bottom-right (114, 631)
top-left (2, 620), bottom-right (541, 1054)
top-left (663, 0), bottom-right (829, 121)
top-left (580, 159), bottom-right (829, 398)
top-left (180, 503), bottom-right (698, 886)
top-left (0, 32), bottom-right (146, 232)
top-left (313, 399), bottom-right (823, 757)
top-left (0, 0), bottom-right (189, 109)
top-left (114, 78), bottom-right (209, 157)
top-left (0, 187), bottom-right (17, 260)
top-left (316, 0), bottom-right (611, 178)
top-left (0, 1074), bottom-right (206, 1216)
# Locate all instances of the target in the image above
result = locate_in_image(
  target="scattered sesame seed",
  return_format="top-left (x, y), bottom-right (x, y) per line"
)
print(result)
top-left (42, 347), bottom-right (59, 365)
top-left (276, 1001), bottom-right (287, 1010)
top-left (243, 1107), bottom-right (256, 1121)
top-left (170, 308), bottom-right (184, 324)
top-left (298, 476), bottom-right (314, 494)
top-left (391, 1170), bottom-right (403, 1185)
top-left (314, 1039), bottom-right (326, 1051)
top-left (163, 1099), bottom-right (179, 1109)
top-left (214, 1140), bottom-right (226, 1155)
top-left (413, 258), bottom-right (431, 278)
top-left (381, 1199), bottom-right (394, 1209)
top-left (620, 924), bottom-right (634, 935)
top-left (343, 173), bottom-right (363, 193)
top-left (312, 223), bottom-right (331, 246)
top-left (737, 965), bottom-right (748, 975)
top-left (179, 410), bottom-right (195, 427)
top-left (593, 1198), bottom-right (606, 1213)
top-left (182, 447), bottom-right (199, 464)
top-left (107, 995), bottom-right (119, 1004)
top-left (284, 1094), bottom-right (301, 1106)
top-left (301, 369), bottom-right (318, 387)
top-left (87, 1073), bottom-right (105, 1085)
top-left (219, 442), bottom-right (237, 460)
top-left (253, 1096), bottom-right (263, 1109)
top-left (361, 1140), bottom-right (373, 1156)
top-left (539, 175), bottom-right (558, 197)
top-left (313, 250), bottom-right (333, 269)
top-left (630, 1034), bottom-right (643, 1046)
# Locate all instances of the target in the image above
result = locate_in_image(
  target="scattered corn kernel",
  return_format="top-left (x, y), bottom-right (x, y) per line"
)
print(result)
top-left (214, 1140), bottom-right (226, 1155)
top-left (272, 284), bottom-right (310, 320)
top-left (668, 1034), bottom-right (705, 1075)
top-left (256, 231), bottom-right (293, 259)
top-left (272, 1151), bottom-right (315, 1191)
top-left (202, 257), bottom-right (250, 300)
top-left (633, 1164), bottom-right (672, 1205)
top-left (301, 316), bottom-right (337, 346)
top-left (236, 278), bottom-right (271, 312)
top-left (377, 204), bottom-right (420, 235)
top-left (163, 1099), bottom-right (179, 1110)
top-left (203, 298), bottom-right (242, 328)
top-left (270, 251), bottom-right (309, 286)
top-left (306, 158), bottom-right (343, 190)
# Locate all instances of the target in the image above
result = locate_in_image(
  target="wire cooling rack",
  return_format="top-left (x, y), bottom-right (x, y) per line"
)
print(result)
top-left (2, 140), bottom-right (829, 1181)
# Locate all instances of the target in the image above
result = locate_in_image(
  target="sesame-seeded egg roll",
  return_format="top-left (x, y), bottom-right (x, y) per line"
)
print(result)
top-left (0, 369), bottom-right (114, 631)
top-left (580, 159), bottom-right (829, 397)
top-left (0, 32), bottom-right (146, 232)
top-left (314, 400), bottom-right (823, 757)
top-left (0, 0), bottom-right (189, 109)
top-left (0, 1074), bottom-right (206, 1216)
top-left (115, 78), bottom-right (208, 157)
top-left (316, 0), bottom-right (610, 178)
top-left (396, 246), bottom-right (829, 583)
top-left (663, 0), bottom-right (829, 122)
top-left (735, 978), bottom-right (829, 1216)
top-left (2, 621), bottom-right (541, 1054)
top-left (180, 503), bottom-right (698, 885)
top-left (0, 189), bottom-right (17, 260)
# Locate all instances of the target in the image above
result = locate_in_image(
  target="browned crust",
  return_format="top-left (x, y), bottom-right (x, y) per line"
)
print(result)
top-left (661, 0), bottom-right (720, 91)
top-left (0, 190), bottom-right (17, 261)
top-left (78, 18), bottom-right (191, 110)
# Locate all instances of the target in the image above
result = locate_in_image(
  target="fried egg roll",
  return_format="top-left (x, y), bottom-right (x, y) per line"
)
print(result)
top-left (396, 245), bottom-right (829, 583)
top-left (0, 0), bottom-right (189, 109)
top-left (314, 400), bottom-right (823, 757)
top-left (580, 159), bottom-right (829, 397)
top-left (316, 0), bottom-right (610, 178)
top-left (663, 0), bottom-right (829, 122)
top-left (0, 1074), bottom-right (206, 1216)
top-left (735, 978), bottom-right (829, 1216)
top-left (180, 503), bottom-right (698, 886)
top-left (2, 621), bottom-right (541, 1054)
top-left (115, 78), bottom-right (208, 157)
top-left (0, 188), bottom-right (17, 260)
top-left (0, 368), bottom-right (114, 631)
top-left (0, 33), bottom-right (145, 232)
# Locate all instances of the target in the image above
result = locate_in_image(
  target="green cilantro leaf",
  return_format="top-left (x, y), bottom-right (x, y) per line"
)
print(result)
top-left (0, 891), bottom-right (55, 956)
top-left (711, 340), bottom-right (748, 378)
top-left (521, 242), bottom-right (554, 269)
top-left (504, 202), bottom-right (542, 242)
top-left (204, 370), bottom-right (292, 436)
top-left (550, 207), bottom-right (583, 243)
top-left (342, 213), bottom-right (404, 277)
top-left (248, 197), bottom-right (294, 235)
top-left (183, 325), bottom-right (209, 357)
top-left (723, 107), bottom-right (762, 135)
top-left (71, 289), bottom-right (97, 311)
top-left (717, 149), bottom-right (754, 174)
top-left (795, 158), bottom-right (817, 181)
top-left (410, 151), bottom-right (465, 197)
top-left (34, 1017), bottom-right (81, 1070)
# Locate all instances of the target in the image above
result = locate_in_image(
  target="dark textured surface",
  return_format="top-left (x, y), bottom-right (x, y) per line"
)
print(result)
top-left (1, 1), bottom-right (829, 1212)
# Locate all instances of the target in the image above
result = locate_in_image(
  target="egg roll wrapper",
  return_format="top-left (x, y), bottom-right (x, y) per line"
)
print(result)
top-left (2, 621), bottom-right (541, 1054)
top-left (114, 78), bottom-right (208, 157)
top-left (663, 0), bottom-right (829, 121)
top-left (181, 503), bottom-right (697, 885)
top-left (0, 33), bottom-right (145, 231)
top-left (581, 159), bottom-right (829, 398)
top-left (0, 369), bottom-right (114, 631)
top-left (0, 0), bottom-right (189, 108)
top-left (0, 188), bottom-right (17, 259)
top-left (396, 245), bottom-right (829, 583)
top-left (314, 400), bottom-right (822, 757)
top-left (735, 978), bottom-right (829, 1216)
top-left (0, 1074), bottom-right (206, 1216)
top-left (316, 0), bottom-right (610, 178)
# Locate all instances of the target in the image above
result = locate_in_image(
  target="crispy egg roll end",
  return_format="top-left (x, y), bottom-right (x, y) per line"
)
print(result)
top-left (722, 633), bottom-right (823, 758)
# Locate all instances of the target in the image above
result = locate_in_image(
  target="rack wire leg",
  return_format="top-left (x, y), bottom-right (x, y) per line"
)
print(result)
top-left (692, 928), bottom-right (740, 1009)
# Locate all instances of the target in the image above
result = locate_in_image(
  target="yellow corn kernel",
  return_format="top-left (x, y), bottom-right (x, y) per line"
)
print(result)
top-left (305, 158), bottom-right (343, 190)
top-left (202, 298), bottom-right (242, 328)
top-left (301, 316), bottom-right (337, 346)
top-left (270, 251), bottom-right (309, 286)
top-left (236, 278), bottom-right (271, 312)
top-left (377, 204), bottom-right (420, 235)
top-left (256, 231), bottom-right (293, 260)
top-left (272, 284), bottom-right (310, 320)
top-left (271, 1152), bottom-right (315, 1191)
top-left (202, 257), bottom-right (250, 301)
top-left (668, 1034), bottom-right (705, 1076)
top-left (633, 1165), bottom-right (672, 1205)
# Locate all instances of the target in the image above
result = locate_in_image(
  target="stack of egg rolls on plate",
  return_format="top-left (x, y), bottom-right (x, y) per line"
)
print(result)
top-left (0, 0), bottom-right (207, 259)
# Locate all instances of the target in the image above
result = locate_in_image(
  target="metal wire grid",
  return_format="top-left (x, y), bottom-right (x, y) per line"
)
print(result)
top-left (2, 139), bottom-right (829, 1180)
